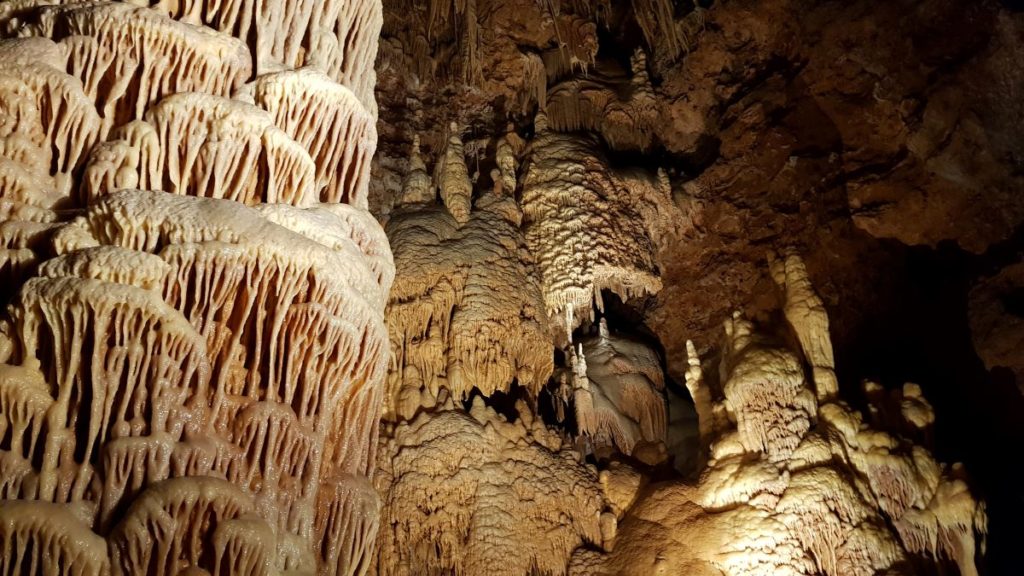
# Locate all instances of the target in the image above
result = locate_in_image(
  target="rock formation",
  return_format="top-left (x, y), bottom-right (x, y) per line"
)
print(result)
top-left (373, 397), bottom-right (606, 576)
top-left (3, 0), bottom-right (1018, 574)
top-left (0, 1), bottom-right (389, 574)
top-left (383, 136), bottom-right (552, 419)
top-left (572, 255), bottom-right (987, 576)
top-left (520, 117), bottom-right (678, 337)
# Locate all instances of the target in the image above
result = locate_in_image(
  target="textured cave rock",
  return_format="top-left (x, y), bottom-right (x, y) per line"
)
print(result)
top-left (366, 1), bottom-right (1016, 574)
top-left (520, 120), bottom-right (679, 337)
top-left (574, 256), bottom-right (987, 576)
top-left (570, 321), bottom-right (668, 462)
top-left (0, 0), bottom-right (389, 574)
top-left (2, 0), bottom-right (1018, 574)
top-left (382, 136), bottom-right (552, 419)
top-left (969, 262), bottom-right (1024, 394)
top-left (373, 397), bottom-right (606, 576)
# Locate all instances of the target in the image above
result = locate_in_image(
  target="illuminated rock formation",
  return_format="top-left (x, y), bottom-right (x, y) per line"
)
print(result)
top-left (0, 1), bottom-right (389, 574)
top-left (384, 139), bottom-right (552, 419)
top-left (373, 397), bottom-right (606, 576)
top-left (571, 321), bottom-right (667, 461)
top-left (520, 119), bottom-right (677, 337)
top-left (546, 49), bottom-right (659, 152)
top-left (574, 255), bottom-right (987, 576)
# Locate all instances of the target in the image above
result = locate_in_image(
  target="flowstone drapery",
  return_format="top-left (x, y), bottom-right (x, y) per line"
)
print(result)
top-left (373, 398), bottom-right (607, 576)
top-left (520, 115), bottom-right (677, 338)
top-left (382, 136), bottom-right (552, 420)
top-left (0, 1), bottom-right (390, 575)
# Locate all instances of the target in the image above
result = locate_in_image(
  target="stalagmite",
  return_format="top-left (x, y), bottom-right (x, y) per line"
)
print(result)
top-left (495, 124), bottom-right (523, 196)
top-left (684, 339), bottom-right (717, 466)
top-left (573, 321), bottom-right (667, 460)
top-left (769, 250), bottom-right (838, 400)
top-left (397, 135), bottom-right (435, 205)
top-left (434, 121), bottom-right (473, 224)
top-left (0, 0), bottom-right (390, 573)
top-left (574, 254), bottom-right (986, 576)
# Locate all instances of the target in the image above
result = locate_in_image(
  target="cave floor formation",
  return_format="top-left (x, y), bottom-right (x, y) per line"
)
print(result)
top-left (0, 0), bottom-right (1021, 575)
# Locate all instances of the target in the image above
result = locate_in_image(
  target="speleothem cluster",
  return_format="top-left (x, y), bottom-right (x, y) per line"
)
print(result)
top-left (0, 1), bottom-right (389, 575)
top-left (572, 255), bottom-right (987, 576)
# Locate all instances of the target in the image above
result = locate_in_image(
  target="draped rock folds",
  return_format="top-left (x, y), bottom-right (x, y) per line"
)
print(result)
top-left (374, 398), bottom-right (605, 576)
top-left (572, 323), bottom-right (667, 460)
top-left (520, 127), bottom-right (677, 336)
top-left (0, 0), bottom-right (389, 574)
top-left (384, 196), bottom-right (552, 420)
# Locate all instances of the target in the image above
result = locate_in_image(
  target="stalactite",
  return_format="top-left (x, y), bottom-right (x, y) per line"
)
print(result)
top-left (238, 68), bottom-right (378, 207)
top-left (521, 52), bottom-right (547, 114)
top-left (374, 399), bottom-right (606, 576)
top-left (384, 143), bottom-right (552, 418)
top-left (520, 125), bottom-right (678, 337)
top-left (631, 0), bottom-right (684, 64)
top-left (544, 48), bottom-right (659, 152)
top-left (82, 93), bottom-right (319, 207)
top-left (0, 0), bottom-right (389, 573)
top-left (17, 3), bottom-right (253, 132)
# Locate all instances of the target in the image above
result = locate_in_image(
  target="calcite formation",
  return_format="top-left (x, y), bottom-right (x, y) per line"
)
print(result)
top-left (571, 321), bottom-right (667, 461)
top-left (384, 137), bottom-right (552, 419)
top-left (576, 256), bottom-right (987, 576)
top-left (373, 397), bottom-right (606, 576)
top-left (520, 117), bottom-right (677, 337)
top-left (546, 49), bottom-right (659, 152)
top-left (368, 1), bottom-right (1015, 574)
top-left (0, 1), bottom-right (390, 575)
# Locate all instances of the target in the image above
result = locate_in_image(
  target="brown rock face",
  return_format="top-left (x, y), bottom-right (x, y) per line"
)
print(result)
top-left (970, 263), bottom-right (1024, 393)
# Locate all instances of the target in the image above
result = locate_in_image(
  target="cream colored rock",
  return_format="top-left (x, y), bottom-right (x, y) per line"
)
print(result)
top-left (578, 254), bottom-right (986, 576)
top-left (239, 68), bottom-right (377, 207)
top-left (83, 93), bottom-right (318, 206)
top-left (385, 161), bottom-right (552, 419)
top-left (521, 128), bottom-right (678, 337)
top-left (396, 135), bottom-right (435, 205)
top-left (0, 0), bottom-right (389, 573)
top-left (769, 250), bottom-right (838, 400)
top-left (434, 121), bottom-right (473, 225)
top-left (573, 321), bottom-right (667, 459)
top-left (374, 399), bottom-right (605, 576)
top-left (20, 3), bottom-right (252, 131)
top-left (139, 0), bottom-right (381, 110)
